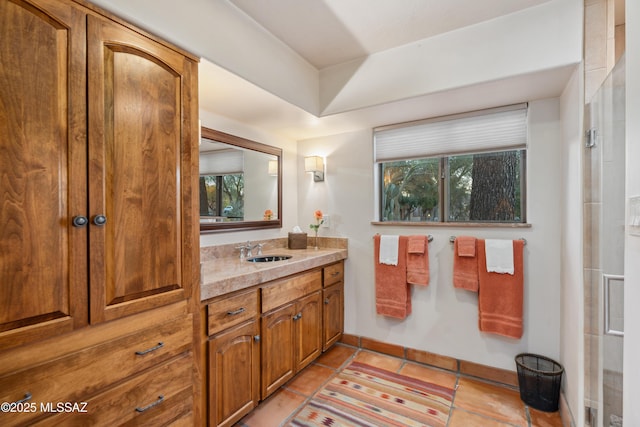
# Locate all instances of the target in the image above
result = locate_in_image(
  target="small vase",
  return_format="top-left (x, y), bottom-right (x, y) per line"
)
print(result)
top-left (314, 232), bottom-right (319, 250)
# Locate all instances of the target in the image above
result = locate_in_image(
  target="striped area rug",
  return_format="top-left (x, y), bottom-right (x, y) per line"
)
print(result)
top-left (289, 361), bottom-right (454, 427)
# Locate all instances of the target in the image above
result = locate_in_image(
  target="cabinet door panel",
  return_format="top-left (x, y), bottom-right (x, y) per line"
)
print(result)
top-left (209, 321), bottom-right (260, 427)
top-left (295, 291), bottom-right (322, 372)
top-left (0, 0), bottom-right (87, 348)
top-left (323, 283), bottom-right (344, 351)
top-left (87, 15), bottom-right (191, 323)
top-left (261, 303), bottom-right (295, 399)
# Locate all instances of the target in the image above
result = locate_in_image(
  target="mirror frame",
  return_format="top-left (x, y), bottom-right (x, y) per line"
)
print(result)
top-left (200, 127), bottom-right (283, 233)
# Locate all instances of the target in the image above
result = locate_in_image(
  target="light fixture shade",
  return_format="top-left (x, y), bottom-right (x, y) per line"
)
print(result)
top-left (268, 160), bottom-right (278, 176)
top-left (304, 156), bottom-right (323, 172)
top-left (304, 156), bottom-right (324, 182)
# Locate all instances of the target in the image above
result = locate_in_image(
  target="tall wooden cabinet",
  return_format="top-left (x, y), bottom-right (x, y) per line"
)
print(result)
top-left (86, 13), bottom-right (196, 324)
top-left (1, 0), bottom-right (89, 349)
top-left (0, 0), bottom-right (200, 425)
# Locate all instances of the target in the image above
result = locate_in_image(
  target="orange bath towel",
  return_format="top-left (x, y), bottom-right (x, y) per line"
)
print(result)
top-left (406, 235), bottom-right (429, 286)
top-left (477, 239), bottom-right (525, 339)
top-left (374, 235), bottom-right (411, 319)
top-left (453, 236), bottom-right (479, 291)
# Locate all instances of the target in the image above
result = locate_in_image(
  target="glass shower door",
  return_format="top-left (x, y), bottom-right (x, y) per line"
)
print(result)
top-left (588, 54), bottom-right (625, 427)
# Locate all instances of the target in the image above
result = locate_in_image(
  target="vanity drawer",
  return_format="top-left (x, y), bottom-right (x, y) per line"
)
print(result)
top-left (262, 270), bottom-right (322, 313)
top-left (0, 314), bottom-right (192, 427)
top-left (34, 352), bottom-right (194, 426)
top-left (207, 288), bottom-right (259, 336)
top-left (323, 262), bottom-right (344, 287)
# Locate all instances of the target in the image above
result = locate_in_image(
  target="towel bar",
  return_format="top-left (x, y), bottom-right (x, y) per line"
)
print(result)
top-left (449, 236), bottom-right (526, 245)
top-left (373, 234), bottom-right (434, 242)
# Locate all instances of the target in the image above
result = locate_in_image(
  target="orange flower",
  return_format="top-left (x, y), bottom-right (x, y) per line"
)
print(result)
top-left (264, 209), bottom-right (273, 216)
top-left (310, 210), bottom-right (324, 232)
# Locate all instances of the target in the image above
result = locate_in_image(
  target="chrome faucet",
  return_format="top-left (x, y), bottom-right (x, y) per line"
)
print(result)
top-left (246, 241), bottom-right (263, 257)
top-left (236, 241), bottom-right (264, 259)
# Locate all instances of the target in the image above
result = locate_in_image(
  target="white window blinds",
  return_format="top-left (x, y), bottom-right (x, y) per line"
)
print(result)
top-left (200, 149), bottom-right (244, 175)
top-left (374, 104), bottom-right (527, 162)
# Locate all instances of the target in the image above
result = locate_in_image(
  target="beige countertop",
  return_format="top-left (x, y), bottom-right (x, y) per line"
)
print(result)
top-left (200, 238), bottom-right (347, 302)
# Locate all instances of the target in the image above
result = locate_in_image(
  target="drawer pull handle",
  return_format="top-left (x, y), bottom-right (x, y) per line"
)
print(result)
top-left (227, 307), bottom-right (245, 316)
top-left (135, 342), bottom-right (164, 356)
top-left (15, 392), bottom-right (32, 405)
top-left (293, 312), bottom-right (302, 321)
top-left (135, 395), bottom-right (164, 413)
top-left (331, 271), bottom-right (340, 277)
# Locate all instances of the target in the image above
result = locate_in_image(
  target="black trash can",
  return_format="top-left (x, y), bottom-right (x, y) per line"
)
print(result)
top-left (515, 353), bottom-right (564, 412)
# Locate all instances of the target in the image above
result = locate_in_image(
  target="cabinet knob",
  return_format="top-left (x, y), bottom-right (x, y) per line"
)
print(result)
top-left (72, 216), bottom-right (88, 227)
top-left (93, 215), bottom-right (107, 226)
top-left (254, 335), bottom-right (260, 342)
top-left (324, 298), bottom-right (330, 305)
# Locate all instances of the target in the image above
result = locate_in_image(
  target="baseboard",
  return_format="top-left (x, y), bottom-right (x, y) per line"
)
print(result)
top-left (340, 333), bottom-right (518, 388)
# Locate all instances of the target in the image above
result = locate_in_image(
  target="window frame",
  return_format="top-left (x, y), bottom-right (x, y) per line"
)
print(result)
top-left (377, 150), bottom-right (527, 225)
top-left (374, 104), bottom-right (529, 226)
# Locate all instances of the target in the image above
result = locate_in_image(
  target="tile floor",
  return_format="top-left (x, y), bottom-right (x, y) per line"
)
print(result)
top-left (236, 344), bottom-right (564, 427)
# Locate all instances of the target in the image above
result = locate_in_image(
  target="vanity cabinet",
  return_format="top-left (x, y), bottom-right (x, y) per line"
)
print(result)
top-left (204, 260), bottom-right (344, 424)
top-left (207, 289), bottom-right (261, 427)
top-left (323, 285), bottom-right (344, 351)
top-left (1, 0), bottom-right (200, 424)
top-left (322, 262), bottom-right (345, 350)
top-left (261, 270), bottom-right (322, 399)
top-left (261, 290), bottom-right (322, 399)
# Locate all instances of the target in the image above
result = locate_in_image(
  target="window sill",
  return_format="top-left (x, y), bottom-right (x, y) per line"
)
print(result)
top-left (371, 221), bottom-right (531, 228)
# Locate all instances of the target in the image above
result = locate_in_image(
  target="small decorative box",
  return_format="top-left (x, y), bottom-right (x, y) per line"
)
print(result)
top-left (288, 232), bottom-right (307, 249)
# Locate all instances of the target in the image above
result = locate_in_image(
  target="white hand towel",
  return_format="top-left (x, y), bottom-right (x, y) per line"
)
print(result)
top-left (379, 235), bottom-right (399, 266)
top-left (485, 239), bottom-right (514, 274)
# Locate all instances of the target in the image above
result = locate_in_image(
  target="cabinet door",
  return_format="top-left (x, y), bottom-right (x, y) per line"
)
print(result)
top-left (209, 320), bottom-right (260, 427)
top-left (294, 290), bottom-right (322, 372)
top-left (0, 0), bottom-right (88, 349)
top-left (87, 15), bottom-right (197, 323)
top-left (323, 283), bottom-right (344, 351)
top-left (261, 303), bottom-right (296, 399)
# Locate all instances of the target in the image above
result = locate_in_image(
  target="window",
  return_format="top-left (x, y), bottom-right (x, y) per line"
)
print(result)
top-left (375, 104), bottom-right (527, 224)
top-left (199, 147), bottom-right (245, 221)
top-left (199, 174), bottom-right (245, 220)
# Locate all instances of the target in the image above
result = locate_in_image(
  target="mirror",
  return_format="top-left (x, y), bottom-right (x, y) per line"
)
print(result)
top-left (200, 127), bottom-right (282, 233)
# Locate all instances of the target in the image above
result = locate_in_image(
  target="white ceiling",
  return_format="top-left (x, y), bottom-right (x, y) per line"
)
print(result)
top-left (229, 0), bottom-right (552, 70)
top-left (200, 0), bottom-right (577, 140)
top-left (92, 0), bottom-right (582, 141)
top-left (198, 57), bottom-right (575, 141)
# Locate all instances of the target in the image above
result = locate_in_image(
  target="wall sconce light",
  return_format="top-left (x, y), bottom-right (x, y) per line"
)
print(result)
top-left (268, 160), bottom-right (278, 176)
top-left (304, 156), bottom-right (324, 182)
